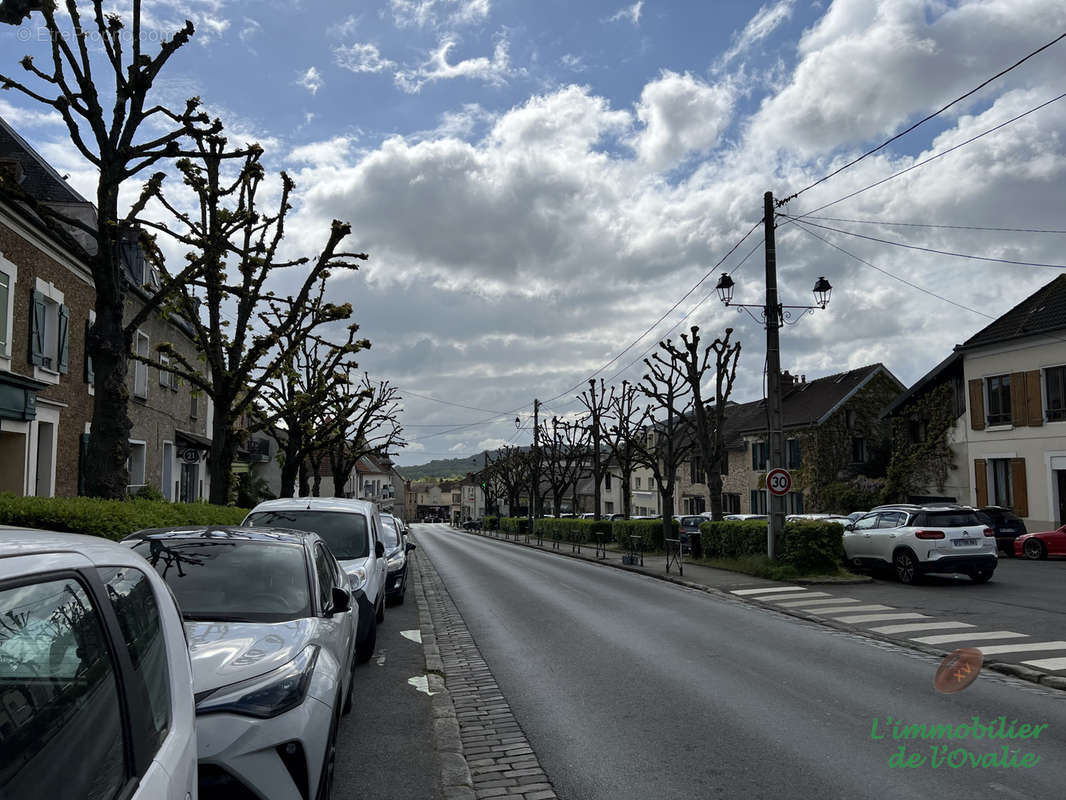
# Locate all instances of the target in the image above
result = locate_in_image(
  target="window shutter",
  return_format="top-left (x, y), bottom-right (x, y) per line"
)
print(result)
top-left (750, 489), bottom-right (757, 513)
top-left (29, 289), bottom-right (45, 366)
top-left (974, 459), bottom-right (988, 507)
top-left (1026, 370), bottom-right (1043, 426)
top-left (57, 304), bottom-right (69, 374)
top-left (751, 444), bottom-right (757, 471)
top-left (1010, 371), bottom-right (1027, 427)
top-left (84, 319), bottom-right (94, 383)
top-left (1010, 458), bottom-right (1028, 517)
top-left (968, 379), bottom-right (985, 430)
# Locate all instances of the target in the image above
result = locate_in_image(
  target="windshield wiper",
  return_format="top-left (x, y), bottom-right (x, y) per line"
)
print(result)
top-left (181, 613), bottom-right (259, 623)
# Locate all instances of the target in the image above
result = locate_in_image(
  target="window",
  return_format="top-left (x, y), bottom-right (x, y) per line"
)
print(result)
top-left (635, 476), bottom-right (641, 489)
top-left (190, 393), bottom-right (198, 419)
top-left (749, 489), bottom-right (767, 514)
top-left (604, 473), bottom-right (612, 491)
top-left (85, 310), bottom-right (96, 393)
top-left (128, 440), bottom-right (146, 489)
top-left (684, 497), bottom-right (706, 514)
top-left (723, 493), bottom-right (741, 514)
top-left (787, 439), bottom-right (802, 469)
top-left (752, 441), bottom-right (768, 471)
top-left (245, 510), bottom-right (370, 560)
top-left (648, 477), bottom-right (655, 490)
top-left (787, 491), bottom-right (804, 514)
top-left (30, 279), bottom-right (68, 380)
top-left (0, 268), bottom-right (10, 355)
top-left (990, 458), bottom-right (1013, 507)
top-left (314, 545), bottom-right (335, 613)
top-left (605, 501), bottom-right (614, 514)
top-left (875, 511), bottom-right (906, 528)
top-left (1046, 366), bottom-right (1066, 422)
top-left (0, 578), bottom-right (127, 798)
top-left (133, 330), bottom-right (149, 399)
top-left (689, 455), bottom-right (703, 484)
top-left (98, 567), bottom-right (171, 755)
top-left (851, 436), bottom-right (866, 464)
top-left (986, 374), bottom-right (1011, 426)
top-left (159, 353), bottom-right (170, 386)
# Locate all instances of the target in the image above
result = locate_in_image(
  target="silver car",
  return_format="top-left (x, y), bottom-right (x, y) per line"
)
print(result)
top-left (126, 526), bottom-right (357, 800)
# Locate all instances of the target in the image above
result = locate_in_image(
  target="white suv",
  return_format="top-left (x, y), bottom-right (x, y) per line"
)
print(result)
top-left (245, 497), bottom-right (388, 662)
top-left (843, 505), bottom-right (998, 584)
top-left (0, 529), bottom-right (196, 800)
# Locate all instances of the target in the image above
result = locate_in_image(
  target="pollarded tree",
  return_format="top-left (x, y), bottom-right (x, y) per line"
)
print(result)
top-left (326, 374), bottom-right (405, 498)
top-left (602, 380), bottom-right (651, 519)
top-left (541, 416), bottom-right (588, 517)
top-left (489, 445), bottom-right (529, 515)
top-left (576, 379), bottom-right (613, 519)
top-left (0, 0), bottom-right (217, 497)
top-left (656, 326), bottom-right (741, 520)
top-left (139, 136), bottom-right (368, 504)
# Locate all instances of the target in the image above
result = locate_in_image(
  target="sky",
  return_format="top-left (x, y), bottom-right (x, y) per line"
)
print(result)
top-left (2, 0), bottom-right (1065, 467)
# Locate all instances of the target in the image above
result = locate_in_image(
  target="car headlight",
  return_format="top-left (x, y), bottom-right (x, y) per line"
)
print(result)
top-left (386, 553), bottom-right (405, 570)
top-left (347, 566), bottom-right (368, 592)
top-left (195, 645), bottom-right (319, 719)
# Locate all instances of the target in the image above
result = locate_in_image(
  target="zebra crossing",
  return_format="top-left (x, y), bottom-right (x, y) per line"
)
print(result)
top-left (729, 585), bottom-right (1066, 676)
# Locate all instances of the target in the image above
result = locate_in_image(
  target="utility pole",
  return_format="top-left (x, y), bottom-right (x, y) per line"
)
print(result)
top-left (483, 449), bottom-right (489, 517)
top-left (589, 380), bottom-right (601, 520)
top-left (530, 399), bottom-right (540, 528)
top-left (763, 190), bottom-right (785, 559)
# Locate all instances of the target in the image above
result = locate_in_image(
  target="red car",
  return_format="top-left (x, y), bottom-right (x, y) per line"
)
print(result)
top-left (1014, 525), bottom-right (1066, 559)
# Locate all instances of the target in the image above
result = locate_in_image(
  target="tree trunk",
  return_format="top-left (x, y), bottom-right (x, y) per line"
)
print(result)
top-left (280, 456), bottom-right (300, 498)
top-left (660, 488), bottom-right (674, 545)
top-left (84, 186), bottom-right (133, 499)
top-left (310, 455), bottom-right (322, 497)
top-left (621, 468), bottom-right (632, 518)
top-left (708, 469), bottom-right (724, 520)
top-left (207, 411), bottom-right (236, 505)
top-left (299, 461), bottom-right (310, 497)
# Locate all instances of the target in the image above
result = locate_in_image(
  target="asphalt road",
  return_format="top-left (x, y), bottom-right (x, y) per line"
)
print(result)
top-left (335, 559), bottom-right (438, 800)
top-left (416, 523), bottom-right (1066, 800)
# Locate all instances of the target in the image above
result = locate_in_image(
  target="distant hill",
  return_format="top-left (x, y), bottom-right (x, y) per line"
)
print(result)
top-left (398, 455), bottom-right (481, 482)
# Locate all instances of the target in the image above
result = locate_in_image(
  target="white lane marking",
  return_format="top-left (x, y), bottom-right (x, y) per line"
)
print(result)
top-left (776, 597), bottom-right (859, 608)
top-left (408, 676), bottom-right (438, 695)
top-left (731, 586), bottom-right (807, 595)
top-left (401, 629), bottom-right (423, 644)
top-left (762, 591), bottom-right (832, 603)
top-left (988, 782), bottom-right (1039, 799)
top-left (910, 631), bottom-right (1029, 645)
top-left (973, 641), bottom-right (1066, 656)
top-left (869, 621), bottom-right (976, 634)
top-left (832, 612), bottom-right (929, 624)
top-left (1021, 656), bottom-right (1066, 671)
top-left (747, 592), bottom-right (819, 602)
top-left (809, 604), bottom-right (895, 615)
top-left (376, 651), bottom-right (387, 666)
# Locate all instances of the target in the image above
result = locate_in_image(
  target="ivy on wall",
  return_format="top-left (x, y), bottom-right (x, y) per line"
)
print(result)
top-left (884, 381), bottom-right (957, 502)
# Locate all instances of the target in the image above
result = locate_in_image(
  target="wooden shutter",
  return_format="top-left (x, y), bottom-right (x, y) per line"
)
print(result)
top-left (1010, 371), bottom-right (1027, 427)
top-left (1010, 458), bottom-right (1028, 517)
top-left (57, 304), bottom-right (69, 374)
top-left (1026, 370), bottom-right (1043, 426)
top-left (968, 379), bottom-right (985, 430)
top-left (974, 459), bottom-right (988, 507)
top-left (29, 289), bottom-right (45, 366)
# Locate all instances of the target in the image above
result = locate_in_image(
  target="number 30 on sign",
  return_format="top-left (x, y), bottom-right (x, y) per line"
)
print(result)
top-left (766, 468), bottom-right (792, 496)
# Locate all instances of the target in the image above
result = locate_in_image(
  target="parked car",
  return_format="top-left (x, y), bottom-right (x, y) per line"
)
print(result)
top-left (842, 505), bottom-right (997, 584)
top-left (244, 497), bottom-right (387, 664)
top-left (0, 529), bottom-right (196, 800)
top-left (675, 515), bottom-right (705, 558)
top-left (976, 506), bottom-right (1028, 555)
top-left (381, 513), bottom-right (416, 605)
top-left (126, 525), bottom-right (356, 800)
top-left (1014, 524), bottom-right (1066, 559)
top-left (724, 514), bottom-right (768, 521)
top-left (846, 511), bottom-right (867, 523)
top-left (462, 518), bottom-right (483, 530)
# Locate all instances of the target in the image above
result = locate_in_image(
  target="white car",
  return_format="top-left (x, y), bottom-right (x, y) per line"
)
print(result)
top-left (0, 529), bottom-right (196, 800)
top-left (245, 497), bottom-right (388, 663)
top-left (127, 525), bottom-right (357, 800)
top-left (842, 505), bottom-right (998, 584)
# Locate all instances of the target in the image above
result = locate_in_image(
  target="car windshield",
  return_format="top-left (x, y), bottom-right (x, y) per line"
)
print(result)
top-left (245, 510), bottom-right (370, 560)
top-left (132, 539), bottom-right (311, 622)
top-left (380, 517), bottom-right (400, 549)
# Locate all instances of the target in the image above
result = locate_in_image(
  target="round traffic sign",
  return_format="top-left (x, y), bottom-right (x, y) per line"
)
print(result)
top-left (766, 468), bottom-right (792, 496)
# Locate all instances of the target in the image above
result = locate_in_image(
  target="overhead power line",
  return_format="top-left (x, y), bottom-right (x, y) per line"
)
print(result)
top-left (776, 31), bottom-right (1066, 206)
top-left (397, 387), bottom-right (513, 415)
top-left (783, 216), bottom-right (1066, 269)
top-left (799, 215), bottom-right (1066, 235)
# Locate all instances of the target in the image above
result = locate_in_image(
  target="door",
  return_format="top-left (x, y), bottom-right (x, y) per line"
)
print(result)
top-left (162, 443), bottom-right (174, 501)
top-left (844, 513), bottom-right (880, 562)
top-left (869, 512), bottom-right (907, 563)
top-left (1057, 471), bottom-right (1066, 527)
top-left (179, 462), bottom-right (198, 503)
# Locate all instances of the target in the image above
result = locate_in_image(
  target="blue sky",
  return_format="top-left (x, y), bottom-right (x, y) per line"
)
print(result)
top-left (2, 1), bottom-right (1066, 464)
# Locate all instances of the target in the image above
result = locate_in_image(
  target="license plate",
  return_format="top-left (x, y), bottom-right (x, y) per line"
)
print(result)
top-left (952, 538), bottom-right (977, 547)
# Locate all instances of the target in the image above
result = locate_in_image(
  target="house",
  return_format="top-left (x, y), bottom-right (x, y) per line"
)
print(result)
top-left (885, 275), bottom-right (1066, 531)
top-left (675, 365), bottom-right (904, 515)
top-left (0, 115), bottom-right (214, 499)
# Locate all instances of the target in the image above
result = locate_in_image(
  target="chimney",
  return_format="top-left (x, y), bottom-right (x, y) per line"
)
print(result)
top-left (781, 370), bottom-right (796, 392)
top-left (801, 375), bottom-right (806, 384)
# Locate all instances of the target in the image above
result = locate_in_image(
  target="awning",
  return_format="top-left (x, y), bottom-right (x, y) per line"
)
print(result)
top-left (0, 370), bottom-right (48, 422)
top-left (176, 429), bottom-right (212, 451)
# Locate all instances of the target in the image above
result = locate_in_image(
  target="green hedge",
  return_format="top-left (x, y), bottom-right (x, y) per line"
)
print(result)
top-left (499, 516), bottom-right (524, 533)
top-left (532, 518), bottom-right (609, 542)
top-left (0, 494), bottom-right (250, 541)
top-left (483, 515), bottom-right (499, 530)
top-left (611, 518), bottom-right (678, 551)
top-left (699, 519), bottom-right (846, 572)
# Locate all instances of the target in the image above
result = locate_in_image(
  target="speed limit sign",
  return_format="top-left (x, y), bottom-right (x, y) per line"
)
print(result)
top-left (766, 468), bottom-right (792, 496)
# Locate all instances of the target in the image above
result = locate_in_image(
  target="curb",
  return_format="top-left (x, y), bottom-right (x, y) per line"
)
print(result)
top-left (411, 552), bottom-right (476, 800)
top-left (447, 526), bottom-right (1066, 694)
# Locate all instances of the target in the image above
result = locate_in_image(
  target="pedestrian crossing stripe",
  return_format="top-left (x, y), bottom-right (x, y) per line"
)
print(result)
top-left (809, 604), bottom-right (894, 614)
top-left (970, 641), bottom-right (1066, 656)
top-left (775, 597), bottom-right (860, 608)
top-left (758, 592), bottom-right (832, 602)
top-left (1022, 656), bottom-right (1066, 671)
top-left (832, 612), bottom-right (929, 624)
top-left (869, 622), bottom-right (976, 634)
top-left (909, 631), bottom-right (1029, 645)
top-left (731, 586), bottom-right (807, 595)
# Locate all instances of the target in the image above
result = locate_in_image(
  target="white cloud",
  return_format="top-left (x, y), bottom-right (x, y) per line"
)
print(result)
top-left (632, 71), bottom-right (736, 169)
top-left (238, 17), bottom-right (260, 43)
top-left (334, 43), bottom-right (396, 74)
top-left (476, 438), bottom-right (508, 451)
top-left (0, 98), bottom-right (62, 127)
top-left (388, 0), bottom-right (491, 30)
top-left (560, 53), bottom-right (586, 72)
top-left (718, 0), bottom-right (794, 68)
top-left (297, 66), bottom-right (324, 95)
top-left (394, 34), bottom-right (516, 93)
top-left (607, 1), bottom-right (643, 25)
top-left (333, 15), bottom-right (360, 38)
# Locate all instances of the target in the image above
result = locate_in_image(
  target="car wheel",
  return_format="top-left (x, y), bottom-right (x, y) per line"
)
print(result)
top-left (894, 549), bottom-right (920, 585)
top-left (376, 593), bottom-right (385, 624)
top-left (1023, 539), bottom-right (1047, 560)
top-left (316, 703), bottom-right (339, 800)
top-left (355, 614), bottom-right (377, 664)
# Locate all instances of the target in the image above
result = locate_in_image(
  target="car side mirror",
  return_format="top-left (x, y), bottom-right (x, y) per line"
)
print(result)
top-left (375, 541), bottom-right (385, 558)
top-left (406, 542), bottom-right (417, 553)
top-left (844, 524), bottom-right (855, 532)
top-left (329, 586), bottom-right (351, 615)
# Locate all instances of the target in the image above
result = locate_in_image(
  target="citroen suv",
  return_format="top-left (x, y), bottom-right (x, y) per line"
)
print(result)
top-left (842, 505), bottom-right (997, 584)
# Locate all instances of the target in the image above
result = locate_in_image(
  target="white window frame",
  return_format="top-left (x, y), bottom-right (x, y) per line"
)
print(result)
top-left (159, 352), bottom-right (170, 387)
top-left (0, 252), bottom-right (17, 368)
top-left (127, 439), bottom-right (147, 491)
top-left (33, 277), bottom-right (64, 385)
top-left (87, 309), bottom-right (96, 396)
top-left (162, 440), bottom-right (174, 501)
top-left (133, 330), bottom-right (149, 400)
top-left (1043, 364), bottom-right (1066, 424)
